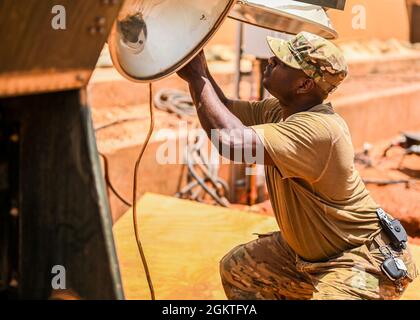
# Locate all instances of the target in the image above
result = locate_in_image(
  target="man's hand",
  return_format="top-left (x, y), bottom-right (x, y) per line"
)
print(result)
top-left (177, 50), bottom-right (208, 82)
top-left (176, 50), bottom-right (275, 167)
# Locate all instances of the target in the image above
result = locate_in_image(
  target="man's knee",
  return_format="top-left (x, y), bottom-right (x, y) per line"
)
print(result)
top-left (219, 244), bottom-right (244, 282)
top-left (219, 244), bottom-right (261, 300)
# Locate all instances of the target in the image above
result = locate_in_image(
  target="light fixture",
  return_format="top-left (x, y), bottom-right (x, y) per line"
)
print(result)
top-left (108, 0), bottom-right (338, 82)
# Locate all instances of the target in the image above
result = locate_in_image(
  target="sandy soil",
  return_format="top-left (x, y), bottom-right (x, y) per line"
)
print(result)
top-left (357, 137), bottom-right (420, 237)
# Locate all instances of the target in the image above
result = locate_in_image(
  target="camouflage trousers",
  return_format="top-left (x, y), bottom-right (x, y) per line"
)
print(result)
top-left (220, 232), bottom-right (418, 300)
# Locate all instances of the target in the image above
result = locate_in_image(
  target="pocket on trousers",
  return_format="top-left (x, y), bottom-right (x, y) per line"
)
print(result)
top-left (401, 245), bottom-right (419, 282)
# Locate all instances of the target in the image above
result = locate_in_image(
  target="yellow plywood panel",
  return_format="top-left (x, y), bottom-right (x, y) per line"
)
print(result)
top-left (401, 244), bottom-right (420, 300)
top-left (113, 193), bottom-right (278, 300)
top-left (113, 193), bottom-right (420, 300)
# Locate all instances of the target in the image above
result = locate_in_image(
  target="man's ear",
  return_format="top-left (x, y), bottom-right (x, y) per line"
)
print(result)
top-left (296, 78), bottom-right (315, 94)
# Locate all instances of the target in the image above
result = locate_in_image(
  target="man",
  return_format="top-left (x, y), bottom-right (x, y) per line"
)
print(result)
top-left (177, 31), bottom-right (418, 300)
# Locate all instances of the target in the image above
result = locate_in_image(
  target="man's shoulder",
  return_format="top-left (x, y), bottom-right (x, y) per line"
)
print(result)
top-left (251, 97), bottom-right (281, 109)
top-left (285, 104), bottom-right (342, 140)
top-left (264, 97), bottom-right (281, 106)
top-left (291, 104), bottom-right (351, 145)
top-left (251, 98), bottom-right (282, 123)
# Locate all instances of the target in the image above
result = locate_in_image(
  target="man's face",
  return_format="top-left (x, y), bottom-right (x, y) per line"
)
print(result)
top-left (263, 56), bottom-right (307, 105)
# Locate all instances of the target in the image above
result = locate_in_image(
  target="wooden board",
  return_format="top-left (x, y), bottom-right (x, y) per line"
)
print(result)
top-left (113, 193), bottom-right (278, 300)
top-left (401, 244), bottom-right (420, 300)
top-left (114, 193), bottom-right (420, 300)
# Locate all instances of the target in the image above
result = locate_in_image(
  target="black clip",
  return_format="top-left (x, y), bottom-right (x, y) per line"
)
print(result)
top-left (376, 209), bottom-right (408, 251)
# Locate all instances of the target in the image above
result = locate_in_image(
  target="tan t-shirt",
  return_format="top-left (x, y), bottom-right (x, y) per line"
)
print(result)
top-left (231, 98), bottom-right (381, 262)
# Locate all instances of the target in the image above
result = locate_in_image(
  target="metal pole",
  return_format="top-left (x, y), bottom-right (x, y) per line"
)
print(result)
top-left (230, 21), bottom-right (244, 203)
top-left (234, 22), bottom-right (243, 100)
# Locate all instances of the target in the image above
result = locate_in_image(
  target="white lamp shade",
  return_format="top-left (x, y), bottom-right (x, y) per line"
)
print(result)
top-left (108, 0), bottom-right (338, 82)
top-left (108, 0), bottom-right (236, 82)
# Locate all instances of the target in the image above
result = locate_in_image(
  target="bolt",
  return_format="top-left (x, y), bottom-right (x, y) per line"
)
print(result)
top-left (96, 17), bottom-right (106, 26)
top-left (88, 26), bottom-right (97, 35)
top-left (75, 74), bottom-right (85, 83)
top-left (10, 207), bottom-right (19, 218)
top-left (9, 134), bottom-right (19, 143)
top-left (101, 0), bottom-right (119, 5)
top-left (97, 26), bottom-right (106, 35)
top-left (9, 278), bottom-right (18, 288)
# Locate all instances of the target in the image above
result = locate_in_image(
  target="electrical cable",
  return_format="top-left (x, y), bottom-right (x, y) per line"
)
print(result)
top-left (176, 129), bottom-right (230, 207)
top-left (99, 152), bottom-right (132, 207)
top-left (95, 117), bottom-right (148, 132)
top-left (154, 88), bottom-right (196, 118)
top-left (97, 85), bottom-right (156, 299)
top-left (132, 82), bottom-right (156, 300)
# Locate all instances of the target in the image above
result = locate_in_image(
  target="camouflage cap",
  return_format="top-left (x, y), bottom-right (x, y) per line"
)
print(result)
top-left (267, 32), bottom-right (348, 94)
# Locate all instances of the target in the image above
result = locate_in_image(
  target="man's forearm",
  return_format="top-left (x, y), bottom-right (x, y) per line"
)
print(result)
top-left (177, 52), bottom-right (273, 166)
top-left (188, 75), bottom-right (244, 136)
top-left (204, 65), bottom-right (231, 108)
top-left (186, 75), bottom-right (267, 165)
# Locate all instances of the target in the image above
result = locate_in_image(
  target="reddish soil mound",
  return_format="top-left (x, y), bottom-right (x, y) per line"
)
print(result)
top-left (357, 137), bottom-right (420, 238)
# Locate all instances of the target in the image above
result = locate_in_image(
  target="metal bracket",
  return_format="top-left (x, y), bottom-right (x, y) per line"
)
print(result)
top-left (294, 0), bottom-right (346, 10)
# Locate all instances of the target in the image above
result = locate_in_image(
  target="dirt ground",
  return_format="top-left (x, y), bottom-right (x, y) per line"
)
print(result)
top-left (357, 137), bottom-right (420, 239)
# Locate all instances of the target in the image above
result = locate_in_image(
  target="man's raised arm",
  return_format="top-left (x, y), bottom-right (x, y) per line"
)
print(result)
top-left (177, 51), bottom-right (274, 167)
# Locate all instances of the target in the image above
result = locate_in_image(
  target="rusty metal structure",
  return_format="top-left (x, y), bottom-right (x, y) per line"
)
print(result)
top-left (407, 0), bottom-right (420, 42)
top-left (297, 0), bottom-right (346, 9)
top-left (0, 0), bottom-right (125, 299)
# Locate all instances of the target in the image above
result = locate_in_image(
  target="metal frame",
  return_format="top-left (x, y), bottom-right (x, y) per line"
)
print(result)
top-left (0, 90), bottom-right (124, 299)
top-left (294, 0), bottom-right (346, 10)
